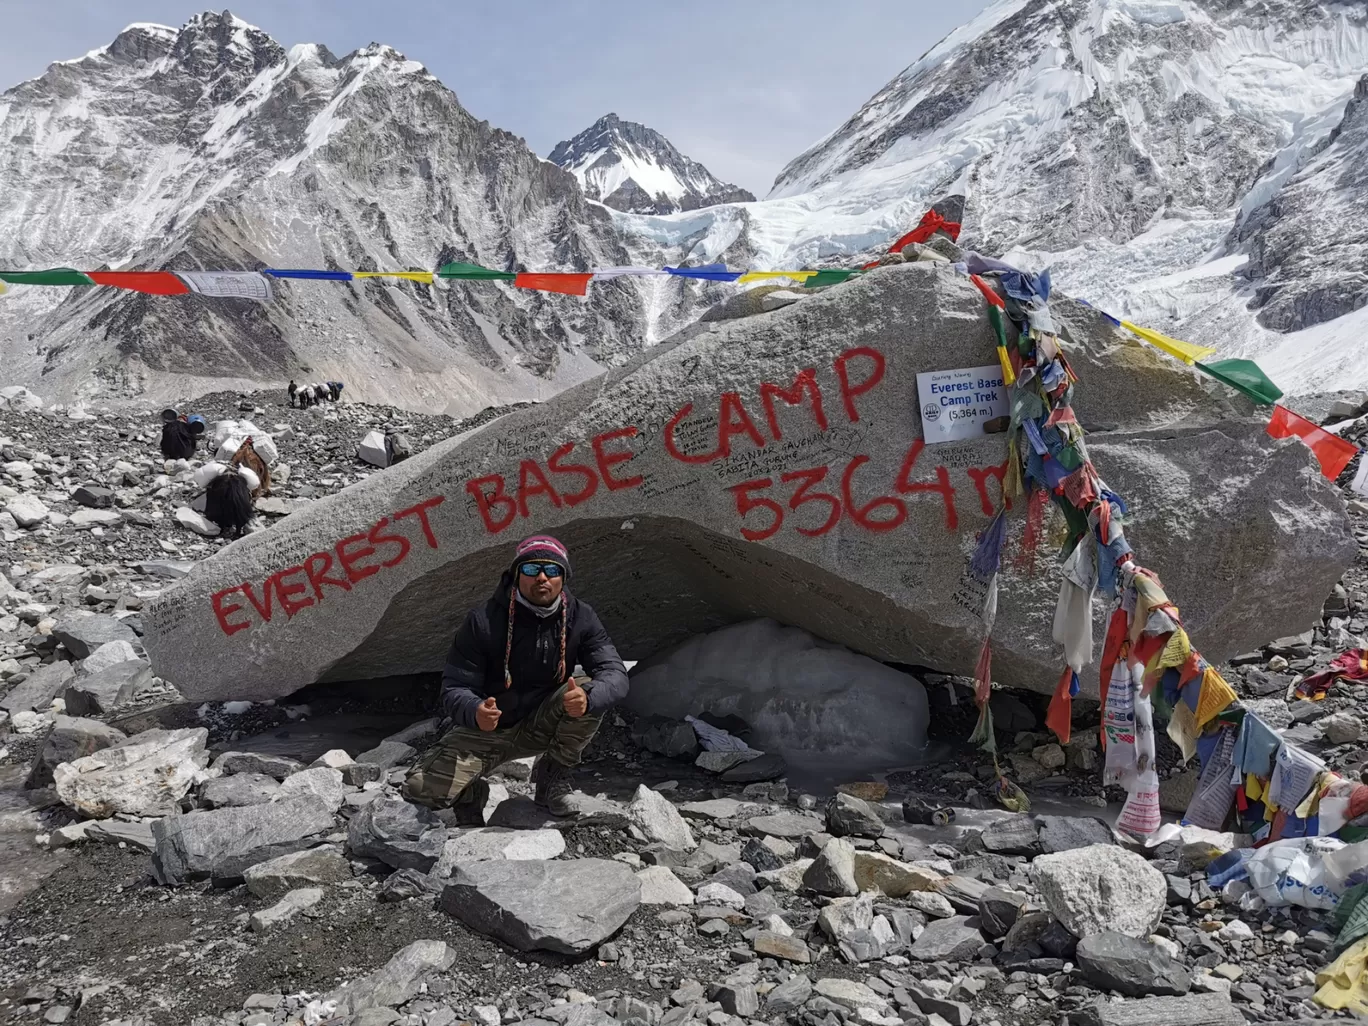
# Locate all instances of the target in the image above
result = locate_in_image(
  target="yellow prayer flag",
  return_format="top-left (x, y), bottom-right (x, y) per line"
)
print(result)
top-left (1315, 936), bottom-right (1368, 1016)
top-left (1167, 702), bottom-right (1199, 763)
top-left (0, 281), bottom-right (7, 296)
top-left (352, 271), bottom-right (435, 284)
top-left (1195, 666), bottom-right (1237, 726)
top-left (1120, 320), bottom-right (1217, 365)
top-left (996, 345), bottom-right (1016, 387)
top-left (736, 270), bottom-right (818, 284)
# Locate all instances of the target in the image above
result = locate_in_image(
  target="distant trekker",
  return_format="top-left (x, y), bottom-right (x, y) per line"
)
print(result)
top-left (404, 536), bottom-right (628, 822)
top-left (288, 379), bottom-right (298, 407)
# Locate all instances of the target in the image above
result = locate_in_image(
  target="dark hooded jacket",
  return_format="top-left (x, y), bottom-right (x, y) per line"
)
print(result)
top-left (440, 572), bottom-right (628, 730)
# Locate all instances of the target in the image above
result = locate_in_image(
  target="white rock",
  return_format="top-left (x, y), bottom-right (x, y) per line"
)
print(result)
top-left (69, 508), bottom-right (122, 527)
top-left (5, 494), bottom-right (49, 528)
top-left (628, 784), bottom-right (695, 850)
top-left (759, 858), bottom-right (814, 893)
top-left (635, 865), bottom-right (695, 906)
top-left (1218, 919), bottom-right (1254, 942)
top-left (763, 913), bottom-right (794, 936)
top-left (1032, 844), bottom-right (1167, 939)
top-left (696, 882), bottom-right (746, 908)
top-left (249, 886), bottom-right (324, 931)
top-left (53, 727), bottom-right (210, 818)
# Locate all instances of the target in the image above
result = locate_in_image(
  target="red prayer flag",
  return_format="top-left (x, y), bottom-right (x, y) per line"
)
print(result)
top-left (85, 271), bottom-right (191, 296)
top-left (1046, 666), bottom-right (1074, 745)
top-left (1267, 403), bottom-right (1358, 481)
top-left (889, 209), bottom-right (962, 253)
top-left (513, 273), bottom-right (591, 297)
top-left (969, 273), bottom-right (1006, 309)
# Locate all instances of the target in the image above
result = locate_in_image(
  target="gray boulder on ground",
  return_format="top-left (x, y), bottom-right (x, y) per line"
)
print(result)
top-left (211, 751), bottom-right (305, 779)
top-left (803, 837), bottom-right (858, 897)
top-left (143, 266), bottom-right (1354, 704)
top-left (1032, 844), bottom-right (1167, 939)
top-left (151, 797), bottom-right (337, 884)
top-left (2, 661), bottom-right (75, 714)
top-left (1077, 932), bottom-right (1193, 997)
top-left (908, 915), bottom-right (986, 962)
top-left (440, 858), bottom-right (641, 954)
top-left (346, 796), bottom-right (446, 871)
top-left (243, 844), bottom-right (353, 900)
top-left (62, 659), bottom-right (151, 717)
top-left (826, 792), bottom-right (885, 838)
top-left (1037, 815), bottom-right (1116, 854)
top-left (326, 940), bottom-right (456, 1017)
top-left (1070, 992), bottom-right (1245, 1026)
top-left (51, 613), bottom-right (138, 659)
top-left (628, 785), bottom-right (696, 850)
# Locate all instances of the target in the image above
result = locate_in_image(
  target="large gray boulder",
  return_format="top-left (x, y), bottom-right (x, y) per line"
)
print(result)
top-left (151, 797), bottom-right (337, 885)
top-left (54, 727), bottom-right (210, 818)
top-left (2, 661), bottom-right (75, 714)
top-left (143, 266), bottom-right (1354, 700)
top-left (346, 796), bottom-right (446, 871)
top-left (51, 613), bottom-right (138, 659)
top-left (25, 715), bottom-right (127, 788)
top-left (63, 659), bottom-right (152, 717)
top-left (440, 858), bottom-right (641, 953)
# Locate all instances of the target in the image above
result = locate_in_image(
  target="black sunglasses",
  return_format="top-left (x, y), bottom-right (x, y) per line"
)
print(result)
top-left (519, 562), bottom-right (564, 578)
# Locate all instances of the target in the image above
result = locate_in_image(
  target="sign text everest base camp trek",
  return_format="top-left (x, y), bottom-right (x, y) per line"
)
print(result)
top-left (144, 264), bottom-right (1355, 703)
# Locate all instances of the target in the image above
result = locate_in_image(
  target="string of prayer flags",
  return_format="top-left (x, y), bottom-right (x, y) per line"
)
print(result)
top-left (178, 271), bottom-right (274, 301)
top-left (1268, 404), bottom-right (1358, 480)
top-left (514, 273), bottom-right (592, 296)
top-left (591, 267), bottom-right (669, 279)
top-left (264, 269), bottom-right (354, 281)
top-left (0, 268), bottom-right (95, 286)
top-left (85, 271), bottom-right (189, 295)
top-left (437, 262), bottom-right (515, 281)
top-left (1119, 319), bottom-right (1217, 365)
top-left (1196, 358), bottom-right (1283, 405)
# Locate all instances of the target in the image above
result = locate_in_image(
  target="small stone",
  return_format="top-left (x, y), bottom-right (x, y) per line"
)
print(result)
top-left (753, 931), bottom-right (811, 963)
top-left (1217, 919), bottom-right (1253, 943)
top-left (1032, 742), bottom-right (1066, 770)
top-left (765, 974), bottom-right (812, 1013)
top-left (1321, 711), bottom-right (1362, 744)
top-left (908, 915), bottom-right (984, 962)
top-left (629, 785), bottom-right (696, 850)
top-left (803, 837), bottom-right (858, 896)
top-left (826, 792), bottom-right (885, 839)
top-left (249, 886), bottom-right (324, 931)
top-left (1076, 931), bottom-right (1192, 997)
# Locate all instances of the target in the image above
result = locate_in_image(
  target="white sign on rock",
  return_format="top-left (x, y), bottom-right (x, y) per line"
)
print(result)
top-left (916, 365), bottom-right (1009, 444)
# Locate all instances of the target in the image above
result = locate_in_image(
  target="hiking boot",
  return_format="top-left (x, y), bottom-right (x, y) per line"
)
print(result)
top-left (533, 756), bottom-right (578, 817)
top-left (451, 777), bottom-right (489, 827)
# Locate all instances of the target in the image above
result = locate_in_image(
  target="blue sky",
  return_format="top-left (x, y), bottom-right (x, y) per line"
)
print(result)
top-left (0, 1), bottom-right (993, 196)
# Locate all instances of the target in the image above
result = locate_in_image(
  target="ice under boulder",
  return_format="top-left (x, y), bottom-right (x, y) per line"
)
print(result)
top-left (211, 420), bottom-right (279, 465)
top-left (628, 620), bottom-right (928, 772)
top-left (143, 264), bottom-right (1354, 703)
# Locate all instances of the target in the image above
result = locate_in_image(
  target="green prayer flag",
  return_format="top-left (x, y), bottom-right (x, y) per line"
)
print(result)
top-left (1334, 883), bottom-right (1368, 952)
top-left (0, 268), bottom-right (94, 286)
top-left (802, 269), bottom-right (861, 288)
top-left (437, 262), bottom-right (515, 281)
top-left (1195, 359), bottom-right (1283, 405)
top-left (988, 304), bottom-right (1008, 348)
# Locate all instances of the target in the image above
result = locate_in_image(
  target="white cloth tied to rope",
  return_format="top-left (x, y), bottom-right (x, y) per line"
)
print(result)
top-left (686, 715), bottom-right (757, 753)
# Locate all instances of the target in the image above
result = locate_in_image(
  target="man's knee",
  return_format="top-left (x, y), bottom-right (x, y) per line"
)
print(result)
top-left (402, 735), bottom-right (491, 808)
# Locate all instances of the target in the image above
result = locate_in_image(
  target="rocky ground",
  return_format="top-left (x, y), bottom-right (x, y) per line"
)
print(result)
top-left (1, 387), bottom-right (1367, 1026)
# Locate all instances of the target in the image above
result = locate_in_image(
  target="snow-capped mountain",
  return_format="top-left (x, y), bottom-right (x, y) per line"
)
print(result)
top-left (0, 13), bottom-right (664, 414)
top-left (623, 0), bottom-right (1368, 394)
top-left (549, 114), bottom-right (755, 215)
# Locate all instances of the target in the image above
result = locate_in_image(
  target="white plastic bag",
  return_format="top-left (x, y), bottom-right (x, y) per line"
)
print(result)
top-left (1246, 837), bottom-right (1348, 910)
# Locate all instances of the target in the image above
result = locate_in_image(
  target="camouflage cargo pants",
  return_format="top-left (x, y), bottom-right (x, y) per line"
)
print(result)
top-left (403, 683), bottom-right (601, 810)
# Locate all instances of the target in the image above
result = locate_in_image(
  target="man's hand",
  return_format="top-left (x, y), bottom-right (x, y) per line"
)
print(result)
top-left (475, 696), bottom-right (502, 732)
top-left (563, 680), bottom-right (588, 718)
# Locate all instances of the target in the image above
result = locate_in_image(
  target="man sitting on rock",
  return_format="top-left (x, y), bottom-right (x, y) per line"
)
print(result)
top-left (404, 535), bottom-right (628, 822)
